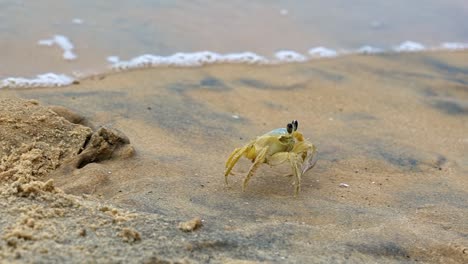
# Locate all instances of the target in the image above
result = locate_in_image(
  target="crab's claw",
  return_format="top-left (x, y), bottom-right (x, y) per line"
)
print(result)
top-left (293, 131), bottom-right (304, 142)
top-left (301, 145), bottom-right (318, 174)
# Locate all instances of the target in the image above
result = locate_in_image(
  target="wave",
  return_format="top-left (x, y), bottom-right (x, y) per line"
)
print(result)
top-left (1, 41), bottom-right (467, 89)
top-left (0, 73), bottom-right (75, 89)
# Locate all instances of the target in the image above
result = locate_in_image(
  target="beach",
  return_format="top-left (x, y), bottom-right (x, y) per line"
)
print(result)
top-left (1, 51), bottom-right (467, 263)
top-left (1, 0), bottom-right (468, 263)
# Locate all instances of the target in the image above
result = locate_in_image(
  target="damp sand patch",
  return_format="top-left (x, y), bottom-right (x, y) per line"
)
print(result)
top-left (0, 98), bottom-right (287, 263)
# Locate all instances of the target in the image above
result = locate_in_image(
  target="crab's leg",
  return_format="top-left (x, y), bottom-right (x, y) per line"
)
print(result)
top-left (225, 147), bottom-right (242, 169)
top-left (289, 154), bottom-right (302, 196)
top-left (268, 151), bottom-right (292, 177)
top-left (242, 147), bottom-right (268, 191)
top-left (268, 151), bottom-right (302, 195)
top-left (224, 143), bottom-right (254, 184)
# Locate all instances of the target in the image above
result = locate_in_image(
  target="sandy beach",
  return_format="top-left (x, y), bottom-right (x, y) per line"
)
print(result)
top-left (0, 50), bottom-right (467, 263)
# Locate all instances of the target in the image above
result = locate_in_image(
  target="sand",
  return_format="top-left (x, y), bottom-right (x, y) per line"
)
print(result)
top-left (0, 51), bottom-right (467, 263)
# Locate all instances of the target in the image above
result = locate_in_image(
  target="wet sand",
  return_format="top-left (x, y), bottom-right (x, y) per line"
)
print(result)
top-left (1, 51), bottom-right (467, 263)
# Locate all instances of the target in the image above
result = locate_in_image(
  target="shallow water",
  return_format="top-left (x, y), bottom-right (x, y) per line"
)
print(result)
top-left (1, 0), bottom-right (467, 78)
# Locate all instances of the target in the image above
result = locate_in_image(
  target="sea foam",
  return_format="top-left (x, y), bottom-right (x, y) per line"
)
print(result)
top-left (106, 56), bottom-right (120, 64)
top-left (393, 41), bottom-right (426, 52)
top-left (274, 50), bottom-right (307, 62)
top-left (112, 51), bottom-right (268, 70)
top-left (4, 40), bottom-right (468, 89)
top-left (111, 40), bottom-right (468, 71)
top-left (308, 47), bottom-right (339, 58)
top-left (112, 49), bottom-right (334, 70)
top-left (440, 42), bottom-right (468, 51)
top-left (0, 73), bottom-right (75, 89)
top-left (38, 35), bottom-right (77, 60)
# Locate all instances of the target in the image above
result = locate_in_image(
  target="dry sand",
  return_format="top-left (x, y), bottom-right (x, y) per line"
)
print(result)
top-left (0, 51), bottom-right (467, 263)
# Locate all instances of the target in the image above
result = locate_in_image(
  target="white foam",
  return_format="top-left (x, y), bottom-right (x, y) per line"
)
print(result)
top-left (53, 35), bottom-right (74, 51)
top-left (168, 51), bottom-right (221, 65)
top-left (6, 40), bottom-right (465, 89)
top-left (72, 18), bottom-right (83, 24)
top-left (357, 45), bottom-right (384, 54)
top-left (63, 50), bottom-right (77, 60)
top-left (220, 52), bottom-right (268, 64)
top-left (110, 41), bottom-right (468, 71)
top-left (107, 56), bottom-right (120, 63)
top-left (0, 73), bottom-right (75, 89)
top-left (274, 50), bottom-right (307, 62)
top-left (393, 41), bottom-right (426, 52)
top-left (308, 47), bottom-right (338, 58)
top-left (112, 51), bottom-right (268, 70)
top-left (38, 35), bottom-right (77, 60)
top-left (440, 42), bottom-right (468, 51)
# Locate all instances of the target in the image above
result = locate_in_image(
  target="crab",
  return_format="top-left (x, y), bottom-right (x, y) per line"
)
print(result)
top-left (224, 120), bottom-right (318, 195)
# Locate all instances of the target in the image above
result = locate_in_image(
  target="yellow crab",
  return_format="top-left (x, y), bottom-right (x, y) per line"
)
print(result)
top-left (225, 120), bottom-right (317, 195)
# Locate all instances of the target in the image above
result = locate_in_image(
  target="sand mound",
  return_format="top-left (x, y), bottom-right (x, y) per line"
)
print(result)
top-left (0, 98), bottom-right (134, 190)
top-left (0, 98), bottom-right (91, 182)
top-left (0, 98), bottom-right (153, 263)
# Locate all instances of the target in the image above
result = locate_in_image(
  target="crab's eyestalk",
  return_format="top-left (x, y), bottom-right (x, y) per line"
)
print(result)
top-left (287, 123), bottom-right (293, 134)
top-left (292, 120), bottom-right (298, 131)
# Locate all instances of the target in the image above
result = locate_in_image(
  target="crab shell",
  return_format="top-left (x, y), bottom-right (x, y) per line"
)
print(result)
top-left (224, 126), bottom-right (317, 195)
top-left (263, 128), bottom-right (318, 174)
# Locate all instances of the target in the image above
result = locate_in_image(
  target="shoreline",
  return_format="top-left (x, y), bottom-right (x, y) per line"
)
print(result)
top-left (2, 48), bottom-right (468, 89)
